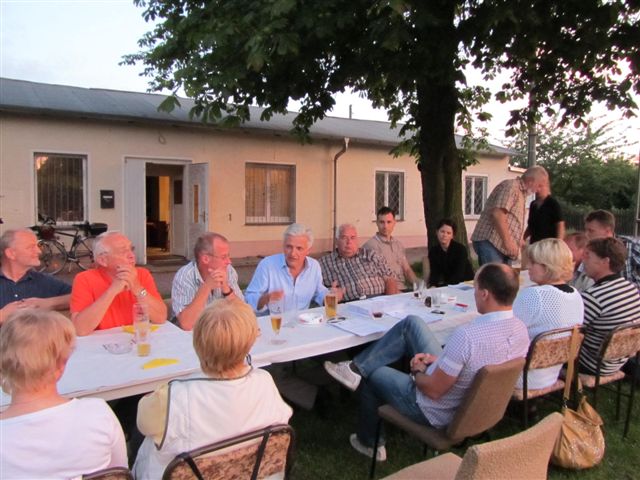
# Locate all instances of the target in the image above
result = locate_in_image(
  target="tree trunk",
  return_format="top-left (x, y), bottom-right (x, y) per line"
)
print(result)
top-left (414, 1), bottom-right (467, 250)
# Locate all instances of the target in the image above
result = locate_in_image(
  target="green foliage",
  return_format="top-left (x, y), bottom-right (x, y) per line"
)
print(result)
top-left (509, 118), bottom-right (638, 210)
top-left (289, 359), bottom-right (640, 479)
top-left (124, 0), bottom-right (638, 243)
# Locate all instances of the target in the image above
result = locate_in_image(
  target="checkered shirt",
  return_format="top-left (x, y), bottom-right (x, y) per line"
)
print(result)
top-left (471, 178), bottom-right (527, 256)
top-left (363, 234), bottom-right (410, 290)
top-left (319, 249), bottom-right (393, 302)
top-left (417, 310), bottom-right (529, 428)
top-left (171, 261), bottom-right (243, 318)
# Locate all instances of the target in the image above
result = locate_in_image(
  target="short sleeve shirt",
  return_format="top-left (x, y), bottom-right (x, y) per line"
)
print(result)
top-left (0, 270), bottom-right (71, 309)
top-left (171, 261), bottom-right (244, 318)
top-left (471, 178), bottom-right (527, 256)
top-left (362, 234), bottom-right (409, 290)
top-left (70, 267), bottom-right (163, 330)
top-left (527, 195), bottom-right (563, 243)
top-left (416, 310), bottom-right (529, 428)
top-left (319, 249), bottom-right (393, 302)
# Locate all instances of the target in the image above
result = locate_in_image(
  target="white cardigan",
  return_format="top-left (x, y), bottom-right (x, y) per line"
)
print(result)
top-left (133, 369), bottom-right (292, 479)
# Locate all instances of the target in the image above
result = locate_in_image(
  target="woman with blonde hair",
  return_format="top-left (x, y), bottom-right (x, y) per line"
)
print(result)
top-left (0, 309), bottom-right (127, 478)
top-left (133, 299), bottom-right (292, 479)
top-left (513, 238), bottom-right (584, 388)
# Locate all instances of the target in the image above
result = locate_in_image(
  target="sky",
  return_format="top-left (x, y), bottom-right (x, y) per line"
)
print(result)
top-left (1, 0), bottom-right (638, 156)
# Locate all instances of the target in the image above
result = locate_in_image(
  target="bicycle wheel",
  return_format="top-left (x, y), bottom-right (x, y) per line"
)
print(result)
top-left (38, 240), bottom-right (67, 275)
top-left (72, 238), bottom-right (94, 270)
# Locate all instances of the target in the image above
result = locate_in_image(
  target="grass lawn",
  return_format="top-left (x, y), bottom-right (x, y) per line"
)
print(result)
top-left (286, 369), bottom-right (639, 479)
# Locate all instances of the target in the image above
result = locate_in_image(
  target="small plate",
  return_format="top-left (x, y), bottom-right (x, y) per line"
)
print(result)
top-left (298, 312), bottom-right (324, 326)
top-left (103, 342), bottom-right (133, 354)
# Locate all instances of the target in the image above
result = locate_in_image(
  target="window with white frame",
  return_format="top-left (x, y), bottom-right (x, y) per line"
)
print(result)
top-left (464, 175), bottom-right (488, 216)
top-left (35, 153), bottom-right (87, 223)
top-left (245, 163), bottom-right (295, 224)
top-left (375, 171), bottom-right (404, 220)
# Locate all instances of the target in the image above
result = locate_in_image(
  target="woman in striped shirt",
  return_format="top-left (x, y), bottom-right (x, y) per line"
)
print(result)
top-left (579, 237), bottom-right (640, 375)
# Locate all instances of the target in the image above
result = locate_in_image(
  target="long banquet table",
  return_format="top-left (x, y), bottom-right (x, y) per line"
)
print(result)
top-left (1, 275), bottom-right (532, 408)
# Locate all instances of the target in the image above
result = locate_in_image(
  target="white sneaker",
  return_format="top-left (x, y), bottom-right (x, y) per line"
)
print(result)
top-left (324, 361), bottom-right (361, 391)
top-left (349, 433), bottom-right (387, 462)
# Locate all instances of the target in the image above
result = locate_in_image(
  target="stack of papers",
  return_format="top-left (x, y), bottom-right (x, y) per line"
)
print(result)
top-left (385, 309), bottom-right (444, 324)
top-left (330, 318), bottom-right (387, 336)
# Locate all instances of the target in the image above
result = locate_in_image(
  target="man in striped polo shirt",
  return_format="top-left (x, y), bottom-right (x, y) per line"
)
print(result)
top-left (579, 237), bottom-right (640, 375)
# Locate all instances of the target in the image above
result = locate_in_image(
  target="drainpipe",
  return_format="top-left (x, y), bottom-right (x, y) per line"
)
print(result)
top-left (332, 137), bottom-right (350, 250)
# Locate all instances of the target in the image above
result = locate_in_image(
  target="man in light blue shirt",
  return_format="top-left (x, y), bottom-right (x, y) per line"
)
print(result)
top-left (246, 224), bottom-right (341, 314)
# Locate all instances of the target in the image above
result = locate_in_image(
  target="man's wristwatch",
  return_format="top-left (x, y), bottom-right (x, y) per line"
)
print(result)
top-left (409, 371), bottom-right (418, 383)
top-left (136, 288), bottom-right (148, 299)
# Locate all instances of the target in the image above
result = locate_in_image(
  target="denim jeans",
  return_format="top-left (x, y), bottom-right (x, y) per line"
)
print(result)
top-left (472, 240), bottom-right (512, 266)
top-left (353, 316), bottom-right (444, 447)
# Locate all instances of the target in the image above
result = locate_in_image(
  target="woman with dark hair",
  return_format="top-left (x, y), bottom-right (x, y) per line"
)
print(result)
top-left (427, 219), bottom-right (474, 287)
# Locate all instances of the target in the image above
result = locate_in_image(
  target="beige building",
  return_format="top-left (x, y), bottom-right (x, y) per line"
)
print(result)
top-left (0, 78), bottom-right (519, 263)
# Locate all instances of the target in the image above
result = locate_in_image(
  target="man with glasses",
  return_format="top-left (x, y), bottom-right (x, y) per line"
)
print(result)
top-left (70, 232), bottom-right (167, 336)
top-left (171, 232), bottom-right (243, 330)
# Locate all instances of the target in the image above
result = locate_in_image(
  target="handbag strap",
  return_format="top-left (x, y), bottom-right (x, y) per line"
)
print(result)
top-left (562, 326), bottom-right (581, 404)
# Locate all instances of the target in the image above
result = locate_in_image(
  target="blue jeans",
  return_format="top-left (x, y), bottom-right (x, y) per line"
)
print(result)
top-left (353, 316), bottom-right (444, 447)
top-left (473, 240), bottom-right (512, 266)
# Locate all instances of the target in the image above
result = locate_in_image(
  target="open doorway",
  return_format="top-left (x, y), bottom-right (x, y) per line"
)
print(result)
top-left (145, 163), bottom-right (187, 264)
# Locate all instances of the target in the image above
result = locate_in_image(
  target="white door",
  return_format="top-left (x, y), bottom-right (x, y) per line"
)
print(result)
top-left (124, 158), bottom-right (147, 264)
top-left (186, 163), bottom-right (209, 259)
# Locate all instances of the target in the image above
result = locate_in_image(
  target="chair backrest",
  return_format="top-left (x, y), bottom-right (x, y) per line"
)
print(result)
top-left (527, 326), bottom-right (583, 370)
top-left (83, 467), bottom-right (133, 480)
top-left (601, 322), bottom-right (640, 361)
top-left (162, 424), bottom-right (294, 480)
top-left (447, 357), bottom-right (525, 443)
top-left (454, 412), bottom-right (563, 480)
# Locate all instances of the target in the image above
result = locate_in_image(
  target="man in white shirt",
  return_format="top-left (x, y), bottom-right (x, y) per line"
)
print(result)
top-left (171, 232), bottom-right (243, 330)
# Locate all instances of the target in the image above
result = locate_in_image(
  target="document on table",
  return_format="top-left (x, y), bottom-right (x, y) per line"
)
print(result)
top-left (330, 317), bottom-right (388, 336)
top-left (385, 307), bottom-right (444, 324)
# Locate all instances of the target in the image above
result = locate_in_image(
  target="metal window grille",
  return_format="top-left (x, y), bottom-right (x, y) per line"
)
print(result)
top-left (375, 171), bottom-right (404, 220)
top-left (35, 153), bottom-right (87, 223)
top-left (464, 176), bottom-right (487, 216)
top-left (245, 163), bottom-right (295, 224)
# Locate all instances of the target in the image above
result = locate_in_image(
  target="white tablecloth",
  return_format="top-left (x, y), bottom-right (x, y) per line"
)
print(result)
top-left (2, 275), bottom-right (534, 408)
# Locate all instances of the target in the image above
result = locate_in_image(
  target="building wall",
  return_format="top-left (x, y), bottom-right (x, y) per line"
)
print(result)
top-left (0, 113), bottom-right (516, 259)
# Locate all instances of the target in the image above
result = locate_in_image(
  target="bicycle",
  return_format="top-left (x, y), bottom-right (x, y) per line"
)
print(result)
top-left (30, 217), bottom-right (108, 275)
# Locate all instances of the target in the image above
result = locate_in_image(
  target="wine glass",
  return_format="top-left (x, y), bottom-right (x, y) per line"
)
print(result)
top-left (413, 280), bottom-right (425, 301)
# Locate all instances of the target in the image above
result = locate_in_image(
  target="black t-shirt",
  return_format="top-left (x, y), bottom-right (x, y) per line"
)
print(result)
top-left (428, 240), bottom-right (475, 287)
top-left (528, 195), bottom-right (563, 243)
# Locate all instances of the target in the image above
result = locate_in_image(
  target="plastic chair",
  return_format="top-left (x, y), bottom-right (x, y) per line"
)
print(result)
top-left (83, 467), bottom-right (133, 480)
top-left (578, 321), bottom-right (640, 437)
top-left (162, 424), bottom-right (295, 480)
top-left (381, 412), bottom-right (563, 480)
top-left (512, 326), bottom-right (583, 427)
top-left (370, 357), bottom-right (525, 478)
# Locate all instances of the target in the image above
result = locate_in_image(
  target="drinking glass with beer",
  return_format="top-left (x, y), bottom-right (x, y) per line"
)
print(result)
top-left (324, 292), bottom-right (338, 321)
top-left (133, 302), bottom-right (151, 356)
top-left (268, 297), bottom-right (286, 345)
